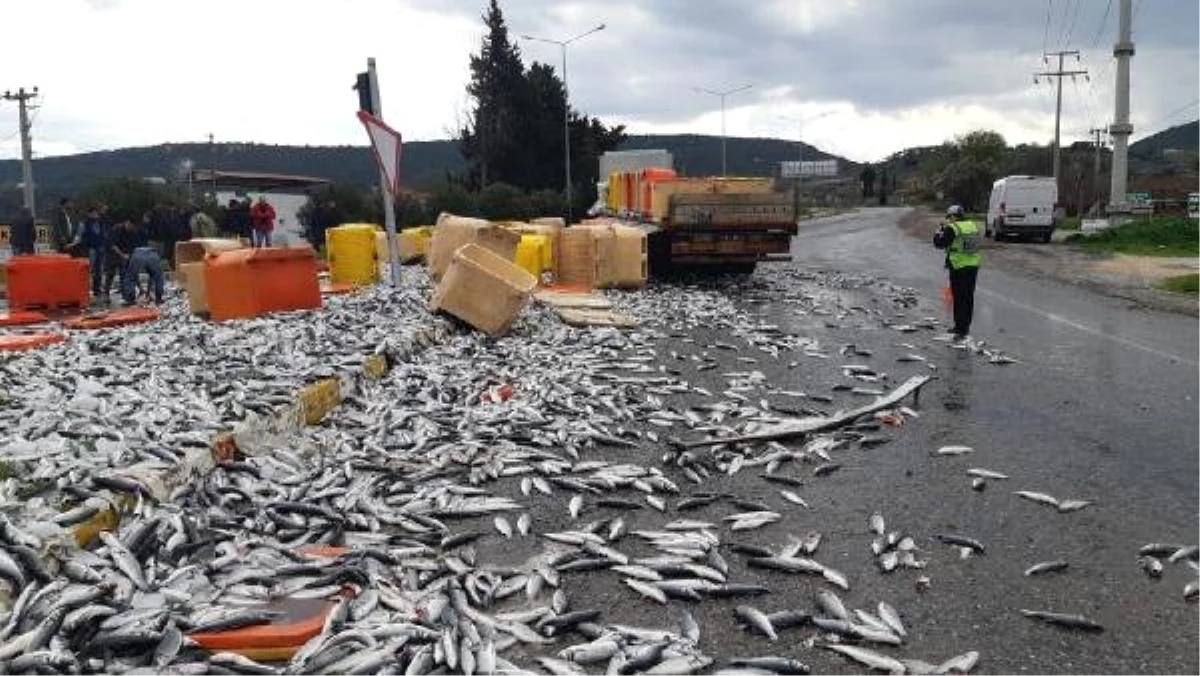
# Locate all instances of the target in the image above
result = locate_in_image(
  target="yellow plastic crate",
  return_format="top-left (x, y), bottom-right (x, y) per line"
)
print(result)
top-left (514, 234), bottom-right (549, 278)
top-left (326, 224), bottom-right (380, 285)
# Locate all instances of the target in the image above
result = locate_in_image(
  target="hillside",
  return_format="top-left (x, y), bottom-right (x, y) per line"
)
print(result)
top-left (0, 134), bottom-right (852, 209)
top-left (1131, 120), bottom-right (1198, 158)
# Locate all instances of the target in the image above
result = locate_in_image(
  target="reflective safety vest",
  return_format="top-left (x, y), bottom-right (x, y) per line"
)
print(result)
top-left (948, 220), bottom-right (982, 270)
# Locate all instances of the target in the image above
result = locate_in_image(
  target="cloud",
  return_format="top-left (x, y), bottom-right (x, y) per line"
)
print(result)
top-left (0, 0), bottom-right (1195, 164)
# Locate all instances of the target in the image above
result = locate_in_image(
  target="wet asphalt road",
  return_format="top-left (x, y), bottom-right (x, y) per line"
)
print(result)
top-left (468, 208), bottom-right (1197, 675)
top-left (770, 207), bottom-right (1200, 673)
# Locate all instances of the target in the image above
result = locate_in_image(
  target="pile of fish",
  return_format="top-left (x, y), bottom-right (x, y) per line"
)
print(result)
top-left (0, 272), bottom-right (438, 536)
top-left (7, 261), bottom-right (1180, 674)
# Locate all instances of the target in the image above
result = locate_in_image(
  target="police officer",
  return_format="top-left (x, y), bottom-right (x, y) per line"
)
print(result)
top-left (933, 205), bottom-right (982, 342)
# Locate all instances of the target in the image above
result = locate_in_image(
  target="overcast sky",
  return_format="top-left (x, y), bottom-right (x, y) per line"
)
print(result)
top-left (2, 0), bottom-right (1197, 164)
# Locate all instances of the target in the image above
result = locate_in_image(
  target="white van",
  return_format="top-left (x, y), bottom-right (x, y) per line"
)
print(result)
top-left (986, 176), bottom-right (1058, 242)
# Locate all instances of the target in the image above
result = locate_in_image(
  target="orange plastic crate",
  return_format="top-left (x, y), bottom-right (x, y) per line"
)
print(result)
top-left (205, 248), bottom-right (322, 321)
top-left (0, 332), bottom-right (66, 352)
top-left (4, 255), bottom-right (89, 311)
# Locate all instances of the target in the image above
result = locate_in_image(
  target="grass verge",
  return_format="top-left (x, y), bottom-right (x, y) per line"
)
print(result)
top-left (1075, 217), bottom-right (1199, 257)
top-left (1156, 273), bottom-right (1199, 296)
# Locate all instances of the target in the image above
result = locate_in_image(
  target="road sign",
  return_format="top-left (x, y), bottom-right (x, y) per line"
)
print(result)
top-left (781, 159), bottom-right (837, 178)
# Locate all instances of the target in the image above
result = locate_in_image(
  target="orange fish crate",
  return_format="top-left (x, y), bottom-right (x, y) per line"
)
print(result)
top-left (205, 248), bottom-right (322, 321)
top-left (4, 255), bottom-right (89, 311)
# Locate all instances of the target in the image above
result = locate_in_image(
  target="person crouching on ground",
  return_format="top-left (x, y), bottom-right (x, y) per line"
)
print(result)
top-left (121, 216), bottom-right (164, 305)
top-left (933, 204), bottom-right (982, 342)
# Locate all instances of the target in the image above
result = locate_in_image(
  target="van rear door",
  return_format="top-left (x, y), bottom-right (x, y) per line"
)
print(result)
top-left (1002, 180), bottom-right (1055, 227)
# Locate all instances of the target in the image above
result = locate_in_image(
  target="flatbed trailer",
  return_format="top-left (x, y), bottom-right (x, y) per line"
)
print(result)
top-left (615, 191), bottom-right (797, 273)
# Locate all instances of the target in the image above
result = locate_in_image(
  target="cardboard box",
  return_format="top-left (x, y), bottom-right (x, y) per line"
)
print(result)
top-left (427, 213), bottom-right (520, 280)
top-left (430, 243), bottom-right (537, 336)
top-left (557, 225), bottom-right (605, 288)
top-left (597, 224), bottom-right (648, 289)
top-left (180, 262), bottom-right (213, 314)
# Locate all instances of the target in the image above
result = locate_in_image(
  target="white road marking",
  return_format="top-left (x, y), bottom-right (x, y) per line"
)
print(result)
top-left (978, 288), bottom-right (1198, 366)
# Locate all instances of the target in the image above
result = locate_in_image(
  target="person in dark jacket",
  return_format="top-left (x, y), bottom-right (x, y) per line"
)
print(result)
top-left (71, 206), bottom-right (108, 298)
top-left (52, 198), bottom-right (75, 253)
top-left (115, 216), bottom-right (163, 305)
top-left (10, 206), bottom-right (35, 255)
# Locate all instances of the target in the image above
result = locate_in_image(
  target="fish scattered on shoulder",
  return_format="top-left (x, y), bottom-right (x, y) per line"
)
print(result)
top-left (1024, 560), bottom-right (1069, 576)
top-left (1019, 609), bottom-right (1104, 632)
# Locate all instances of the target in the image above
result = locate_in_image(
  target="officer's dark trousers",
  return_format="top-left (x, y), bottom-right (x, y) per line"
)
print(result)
top-left (949, 266), bottom-right (979, 337)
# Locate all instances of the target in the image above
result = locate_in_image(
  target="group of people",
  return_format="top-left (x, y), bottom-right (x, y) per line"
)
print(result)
top-left (221, 196), bottom-right (277, 248)
top-left (7, 194), bottom-right (284, 307)
top-left (49, 199), bottom-right (175, 305)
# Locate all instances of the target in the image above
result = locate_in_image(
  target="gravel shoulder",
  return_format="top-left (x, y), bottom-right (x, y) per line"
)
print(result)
top-left (897, 209), bottom-right (1199, 316)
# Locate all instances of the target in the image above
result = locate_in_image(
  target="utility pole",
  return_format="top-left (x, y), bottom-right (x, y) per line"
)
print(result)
top-left (209, 132), bottom-right (217, 198)
top-left (1108, 0), bottom-right (1135, 216)
top-left (694, 84), bottom-right (753, 177)
top-left (1035, 51), bottom-right (1087, 192)
top-left (1088, 127), bottom-right (1107, 215)
top-left (3, 87), bottom-right (39, 213)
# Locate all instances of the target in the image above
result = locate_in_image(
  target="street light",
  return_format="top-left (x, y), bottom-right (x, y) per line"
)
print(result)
top-left (693, 84), bottom-right (753, 177)
top-left (521, 23), bottom-right (606, 223)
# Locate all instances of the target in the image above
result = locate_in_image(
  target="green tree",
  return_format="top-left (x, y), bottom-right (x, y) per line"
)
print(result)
top-left (478, 181), bottom-right (530, 221)
top-left (297, 183), bottom-right (383, 232)
top-left (527, 188), bottom-right (565, 219)
top-left (459, 0), bottom-right (625, 220)
top-left (860, 166), bottom-right (876, 198)
top-left (77, 178), bottom-right (182, 222)
top-left (426, 180), bottom-right (479, 218)
top-left (460, 0), bottom-right (529, 190)
top-left (937, 130), bottom-right (1007, 210)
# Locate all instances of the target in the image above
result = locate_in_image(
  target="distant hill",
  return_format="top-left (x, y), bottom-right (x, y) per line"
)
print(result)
top-left (0, 134), bottom-right (855, 212)
top-left (1131, 120), bottom-right (1198, 158)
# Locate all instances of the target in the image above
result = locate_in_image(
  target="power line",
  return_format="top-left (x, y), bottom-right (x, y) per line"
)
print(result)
top-left (1056, 0), bottom-right (1074, 49)
top-left (1090, 0), bottom-right (1113, 48)
top-left (1035, 50), bottom-right (1088, 185)
top-left (1063, 0), bottom-right (1085, 47)
top-left (1043, 0), bottom-right (1054, 54)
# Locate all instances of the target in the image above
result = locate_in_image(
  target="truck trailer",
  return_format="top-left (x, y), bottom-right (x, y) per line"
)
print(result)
top-left (594, 150), bottom-right (797, 274)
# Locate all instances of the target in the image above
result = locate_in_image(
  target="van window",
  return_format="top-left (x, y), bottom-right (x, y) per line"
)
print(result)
top-left (1005, 183), bottom-right (1053, 206)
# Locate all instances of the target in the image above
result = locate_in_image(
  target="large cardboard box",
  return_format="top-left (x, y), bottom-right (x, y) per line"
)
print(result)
top-left (430, 243), bottom-right (537, 336)
top-left (427, 213), bottom-right (521, 280)
top-left (596, 224), bottom-right (648, 289)
top-left (557, 225), bottom-right (605, 288)
top-left (180, 262), bottom-right (210, 314)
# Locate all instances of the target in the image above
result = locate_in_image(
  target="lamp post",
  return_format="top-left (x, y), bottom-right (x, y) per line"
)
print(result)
top-left (521, 23), bottom-right (606, 223)
top-left (693, 84), bottom-right (752, 177)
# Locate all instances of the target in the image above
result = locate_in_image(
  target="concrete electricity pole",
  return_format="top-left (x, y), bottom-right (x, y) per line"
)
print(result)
top-left (3, 87), bottom-right (39, 213)
top-left (1035, 51), bottom-right (1087, 191)
top-left (1108, 0), bottom-right (1135, 216)
top-left (1088, 127), bottom-right (1107, 215)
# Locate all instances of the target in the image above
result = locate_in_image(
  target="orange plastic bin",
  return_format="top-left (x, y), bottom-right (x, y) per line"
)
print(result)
top-left (0, 332), bottom-right (66, 352)
top-left (4, 255), bottom-right (89, 311)
top-left (205, 248), bottom-right (322, 321)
